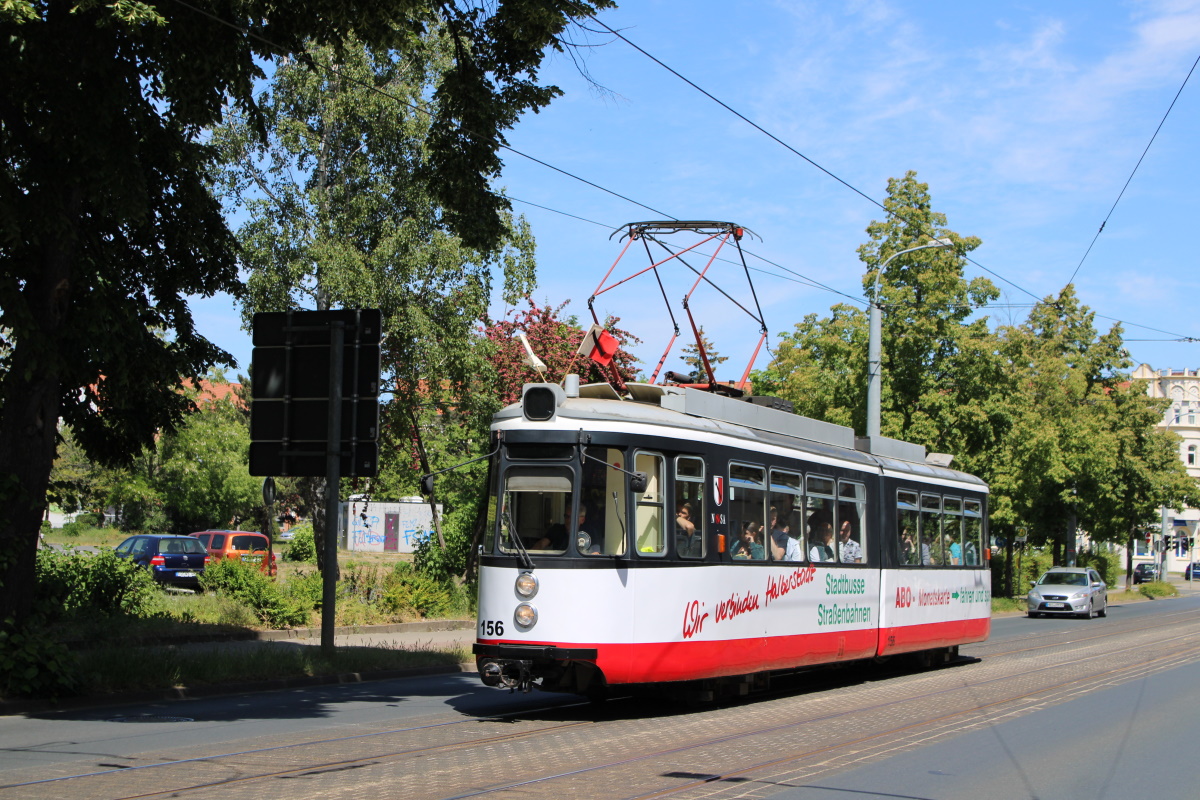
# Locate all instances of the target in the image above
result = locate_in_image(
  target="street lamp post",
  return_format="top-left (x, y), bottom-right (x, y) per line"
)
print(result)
top-left (866, 238), bottom-right (954, 441)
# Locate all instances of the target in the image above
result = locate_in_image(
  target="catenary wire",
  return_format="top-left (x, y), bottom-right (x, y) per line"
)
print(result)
top-left (572, 6), bottom-right (1047, 305)
top-left (1066, 52), bottom-right (1200, 286)
top-left (175, 0), bottom-right (1195, 344)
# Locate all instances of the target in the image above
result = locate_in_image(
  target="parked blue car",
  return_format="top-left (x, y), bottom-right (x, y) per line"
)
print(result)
top-left (113, 535), bottom-right (211, 590)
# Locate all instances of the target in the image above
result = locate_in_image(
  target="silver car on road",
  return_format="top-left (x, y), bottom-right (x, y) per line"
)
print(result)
top-left (1027, 567), bottom-right (1108, 619)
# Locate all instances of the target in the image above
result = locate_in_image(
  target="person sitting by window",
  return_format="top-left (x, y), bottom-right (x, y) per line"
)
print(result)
top-left (809, 516), bottom-right (835, 562)
top-left (675, 502), bottom-right (702, 557)
top-left (535, 507), bottom-right (576, 551)
top-left (731, 521), bottom-right (765, 560)
top-left (838, 520), bottom-right (863, 563)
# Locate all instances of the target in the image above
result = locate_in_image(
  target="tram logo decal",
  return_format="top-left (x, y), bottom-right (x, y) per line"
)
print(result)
top-left (712, 476), bottom-right (724, 505)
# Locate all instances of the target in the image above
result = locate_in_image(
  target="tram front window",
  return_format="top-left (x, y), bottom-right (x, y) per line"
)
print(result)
top-left (499, 467), bottom-right (573, 555)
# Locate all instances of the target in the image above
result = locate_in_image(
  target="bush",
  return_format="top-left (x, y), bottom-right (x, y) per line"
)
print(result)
top-left (199, 559), bottom-right (308, 628)
top-left (1138, 580), bottom-right (1178, 599)
top-left (287, 523), bottom-right (317, 563)
top-left (35, 547), bottom-right (158, 620)
top-left (381, 562), bottom-right (462, 618)
top-left (285, 570), bottom-right (325, 610)
top-left (0, 618), bottom-right (79, 698)
top-left (990, 549), bottom-right (1056, 598)
top-left (1076, 550), bottom-right (1123, 587)
top-left (74, 512), bottom-right (102, 527)
top-left (412, 506), bottom-right (473, 583)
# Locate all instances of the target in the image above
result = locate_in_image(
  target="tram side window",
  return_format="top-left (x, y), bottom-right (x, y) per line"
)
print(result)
top-left (769, 469), bottom-right (804, 562)
top-left (806, 475), bottom-right (836, 562)
top-left (674, 456), bottom-right (705, 559)
top-left (837, 481), bottom-right (867, 563)
top-left (500, 467), bottom-right (573, 555)
top-left (580, 446), bottom-right (627, 556)
top-left (921, 494), bottom-right (943, 565)
top-left (964, 499), bottom-right (983, 565)
top-left (943, 497), bottom-right (963, 565)
top-left (634, 452), bottom-right (666, 556)
top-left (729, 463), bottom-right (768, 561)
top-left (897, 490), bottom-right (921, 565)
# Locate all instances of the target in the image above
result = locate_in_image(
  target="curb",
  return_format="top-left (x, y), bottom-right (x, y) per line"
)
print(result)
top-left (62, 618), bottom-right (475, 649)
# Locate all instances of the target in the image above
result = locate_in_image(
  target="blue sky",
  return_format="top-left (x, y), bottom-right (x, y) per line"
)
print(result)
top-left (193, 0), bottom-right (1200, 383)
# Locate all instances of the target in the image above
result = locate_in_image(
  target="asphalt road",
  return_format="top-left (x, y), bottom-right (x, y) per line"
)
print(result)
top-left (2, 591), bottom-right (1199, 800)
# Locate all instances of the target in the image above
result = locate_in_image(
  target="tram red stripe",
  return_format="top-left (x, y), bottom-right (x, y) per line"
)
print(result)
top-left (483, 617), bottom-right (989, 684)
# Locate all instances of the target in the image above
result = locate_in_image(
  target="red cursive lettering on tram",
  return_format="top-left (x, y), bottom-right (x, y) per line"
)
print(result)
top-left (714, 590), bottom-right (761, 623)
top-left (765, 565), bottom-right (818, 605)
top-left (682, 600), bottom-right (708, 639)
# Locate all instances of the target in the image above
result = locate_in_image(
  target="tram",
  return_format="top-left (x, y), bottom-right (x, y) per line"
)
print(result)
top-left (470, 376), bottom-right (991, 696)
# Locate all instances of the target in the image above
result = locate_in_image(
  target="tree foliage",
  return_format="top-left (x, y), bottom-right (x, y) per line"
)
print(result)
top-left (1, 0), bottom-right (616, 627)
top-left (481, 298), bottom-right (641, 406)
top-left (762, 172), bottom-right (1197, 565)
top-left (766, 171), bottom-right (996, 443)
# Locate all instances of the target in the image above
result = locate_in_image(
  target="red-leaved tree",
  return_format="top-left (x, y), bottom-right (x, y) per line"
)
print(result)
top-left (482, 299), bottom-right (641, 405)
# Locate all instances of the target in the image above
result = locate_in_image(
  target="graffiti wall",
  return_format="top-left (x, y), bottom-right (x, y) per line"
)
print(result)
top-left (340, 499), bottom-right (440, 554)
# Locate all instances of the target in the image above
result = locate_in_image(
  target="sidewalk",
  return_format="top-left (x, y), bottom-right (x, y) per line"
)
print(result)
top-left (0, 620), bottom-right (478, 717)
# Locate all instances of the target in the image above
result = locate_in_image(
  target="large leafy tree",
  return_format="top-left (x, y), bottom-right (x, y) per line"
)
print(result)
top-left (1086, 384), bottom-right (1199, 583)
top-left (0, 0), bottom-right (615, 628)
top-left (213, 28), bottom-right (541, 571)
top-left (765, 171), bottom-right (997, 451)
top-left (991, 287), bottom-right (1197, 564)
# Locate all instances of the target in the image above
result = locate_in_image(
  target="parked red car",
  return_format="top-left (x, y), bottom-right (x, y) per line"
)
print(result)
top-left (190, 530), bottom-right (277, 577)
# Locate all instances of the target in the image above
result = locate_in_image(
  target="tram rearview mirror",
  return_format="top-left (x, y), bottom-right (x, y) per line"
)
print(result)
top-left (629, 471), bottom-right (648, 493)
top-left (420, 474), bottom-right (435, 497)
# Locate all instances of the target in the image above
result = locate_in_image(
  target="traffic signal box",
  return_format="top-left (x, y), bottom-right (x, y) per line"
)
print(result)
top-left (249, 310), bottom-right (382, 477)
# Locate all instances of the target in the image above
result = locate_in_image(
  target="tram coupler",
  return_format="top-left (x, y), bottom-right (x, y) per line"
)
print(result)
top-left (500, 660), bottom-right (534, 693)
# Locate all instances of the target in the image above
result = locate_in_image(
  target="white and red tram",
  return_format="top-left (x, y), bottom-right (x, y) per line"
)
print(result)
top-left (472, 378), bottom-right (991, 696)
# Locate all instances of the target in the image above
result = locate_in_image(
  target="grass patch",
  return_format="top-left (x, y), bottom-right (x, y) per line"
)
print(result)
top-left (72, 641), bottom-right (470, 696)
top-left (991, 596), bottom-right (1026, 614)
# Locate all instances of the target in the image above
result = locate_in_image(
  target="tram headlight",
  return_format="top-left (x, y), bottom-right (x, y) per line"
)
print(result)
top-left (514, 602), bottom-right (538, 630)
top-left (514, 571), bottom-right (539, 599)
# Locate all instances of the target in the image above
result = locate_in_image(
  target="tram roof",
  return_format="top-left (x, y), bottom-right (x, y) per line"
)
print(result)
top-left (494, 382), bottom-right (985, 488)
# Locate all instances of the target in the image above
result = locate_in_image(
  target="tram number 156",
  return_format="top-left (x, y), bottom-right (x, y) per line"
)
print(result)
top-left (480, 620), bottom-right (505, 636)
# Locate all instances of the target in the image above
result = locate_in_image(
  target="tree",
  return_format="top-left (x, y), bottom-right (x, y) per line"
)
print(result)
top-left (213, 28), bottom-right (540, 571)
top-left (0, 0), bottom-right (616, 629)
top-left (1085, 384), bottom-right (1199, 584)
top-left (766, 171), bottom-right (997, 446)
top-left (988, 287), bottom-right (1136, 564)
top-left (157, 394), bottom-right (260, 532)
top-left (678, 326), bottom-right (728, 381)
top-left (482, 298), bottom-right (641, 405)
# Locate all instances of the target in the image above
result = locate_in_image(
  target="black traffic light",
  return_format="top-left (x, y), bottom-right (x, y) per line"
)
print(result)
top-left (1163, 533), bottom-right (1174, 549)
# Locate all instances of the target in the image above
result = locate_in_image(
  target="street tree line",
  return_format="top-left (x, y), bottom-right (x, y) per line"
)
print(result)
top-left (755, 173), bottom-right (1199, 586)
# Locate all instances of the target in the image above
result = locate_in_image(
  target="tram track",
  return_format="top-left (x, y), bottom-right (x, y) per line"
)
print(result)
top-left (9, 609), bottom-right (1200, 800)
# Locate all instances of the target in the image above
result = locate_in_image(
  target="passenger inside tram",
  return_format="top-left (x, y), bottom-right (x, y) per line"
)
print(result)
top-left (731, 521), bottom-right (765, 560)
top-left (808, 515), bottom-right (835, 562)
